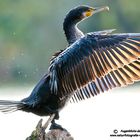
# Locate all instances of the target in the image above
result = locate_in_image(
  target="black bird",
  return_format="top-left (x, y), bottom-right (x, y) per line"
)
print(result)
top-left (0, 5), bottom-right (140, 128)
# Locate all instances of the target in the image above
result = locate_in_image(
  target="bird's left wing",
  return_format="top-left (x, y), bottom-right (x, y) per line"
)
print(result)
top-left (49, 33), bottom-right (140, 100)
top-left (70, 58), bottom-right (140, 102)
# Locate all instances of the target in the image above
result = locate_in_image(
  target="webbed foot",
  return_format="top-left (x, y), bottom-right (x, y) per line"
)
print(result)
top-left (50, 122), bottom-right (68, 132)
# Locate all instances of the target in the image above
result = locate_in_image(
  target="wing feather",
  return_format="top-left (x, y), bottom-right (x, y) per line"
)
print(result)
top-left (49, 33), bottom-right (140, 100)
top-left (71, 59), bottom-right (140, 102)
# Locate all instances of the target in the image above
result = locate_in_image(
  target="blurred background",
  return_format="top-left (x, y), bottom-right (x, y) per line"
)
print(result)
top-left (0, 0), bottom-right (140, 140)
top-left (0, 0), bottom-right (140, 87)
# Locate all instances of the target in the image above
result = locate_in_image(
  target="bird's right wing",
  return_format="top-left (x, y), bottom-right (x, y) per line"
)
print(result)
top-left (49, 33), bottom-right (140, 100)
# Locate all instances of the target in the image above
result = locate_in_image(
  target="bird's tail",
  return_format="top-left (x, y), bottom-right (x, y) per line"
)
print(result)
top-left (0, 100), bottom-right (26, 113)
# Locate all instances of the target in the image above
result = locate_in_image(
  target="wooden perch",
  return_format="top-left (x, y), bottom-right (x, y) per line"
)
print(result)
top-left (26, 114), bottom-right (74, 140)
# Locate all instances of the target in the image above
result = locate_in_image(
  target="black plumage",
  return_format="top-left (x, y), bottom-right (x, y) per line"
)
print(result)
top-left (0, 5), bottom-right (140, 126)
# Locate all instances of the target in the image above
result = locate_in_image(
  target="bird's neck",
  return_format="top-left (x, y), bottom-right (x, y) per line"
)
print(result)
top-left (63, 19), bottom-right (84, 45)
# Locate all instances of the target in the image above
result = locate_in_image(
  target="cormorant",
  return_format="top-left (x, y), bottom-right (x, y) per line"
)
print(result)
top-left (0, 5), bottom-right (140, 129)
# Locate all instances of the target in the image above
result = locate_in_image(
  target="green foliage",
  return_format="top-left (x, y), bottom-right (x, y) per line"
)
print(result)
top-left (0, 0), bottom-right (140, 85)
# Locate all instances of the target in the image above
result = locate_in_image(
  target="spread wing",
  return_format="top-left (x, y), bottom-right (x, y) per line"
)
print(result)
top-left (49, 33), bottom-right (140, 101)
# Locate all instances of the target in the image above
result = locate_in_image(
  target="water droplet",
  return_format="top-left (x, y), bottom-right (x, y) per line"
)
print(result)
top-left (24, 74), bottom-right (27, 78)
top-left (12, 57), bottom-right (15, 61)
top-left (35, 68), bottom-right (39, 72)
top-left (18, 71), bottom-right (21, 75)
top-left (20, 53), bottom-right (24, 56)
top-left (13, 32), bottom-right (16, 36)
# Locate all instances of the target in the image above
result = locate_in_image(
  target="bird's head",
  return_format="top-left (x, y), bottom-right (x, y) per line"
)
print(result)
top-left (66, 5), bottom-right (109, 24)
top-left (63, 5), bottom-right (109, 44)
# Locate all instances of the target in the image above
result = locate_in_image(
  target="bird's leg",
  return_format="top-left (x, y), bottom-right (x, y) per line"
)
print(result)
top-left (43, 107), bottom-right (67, 131)
top-left (42, 114), bottom-right (56, 130)
top-left (49, 112), bottom-right (68, 131)
top-left (41, 110), bottom-right (60, 130)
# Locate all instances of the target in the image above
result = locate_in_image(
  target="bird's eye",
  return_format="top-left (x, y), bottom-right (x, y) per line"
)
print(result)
top-left (83, 9), bottom-right (94, 17)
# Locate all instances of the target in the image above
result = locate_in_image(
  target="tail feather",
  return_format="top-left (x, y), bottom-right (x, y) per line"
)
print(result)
top-left (0, 100), bottom-right (26, 113)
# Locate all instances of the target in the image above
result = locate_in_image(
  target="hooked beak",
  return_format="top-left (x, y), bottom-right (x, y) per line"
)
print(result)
top-left (84, 6), bottom-right (109, 18)
top-left (93, 6), bottom-right (109, 14)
